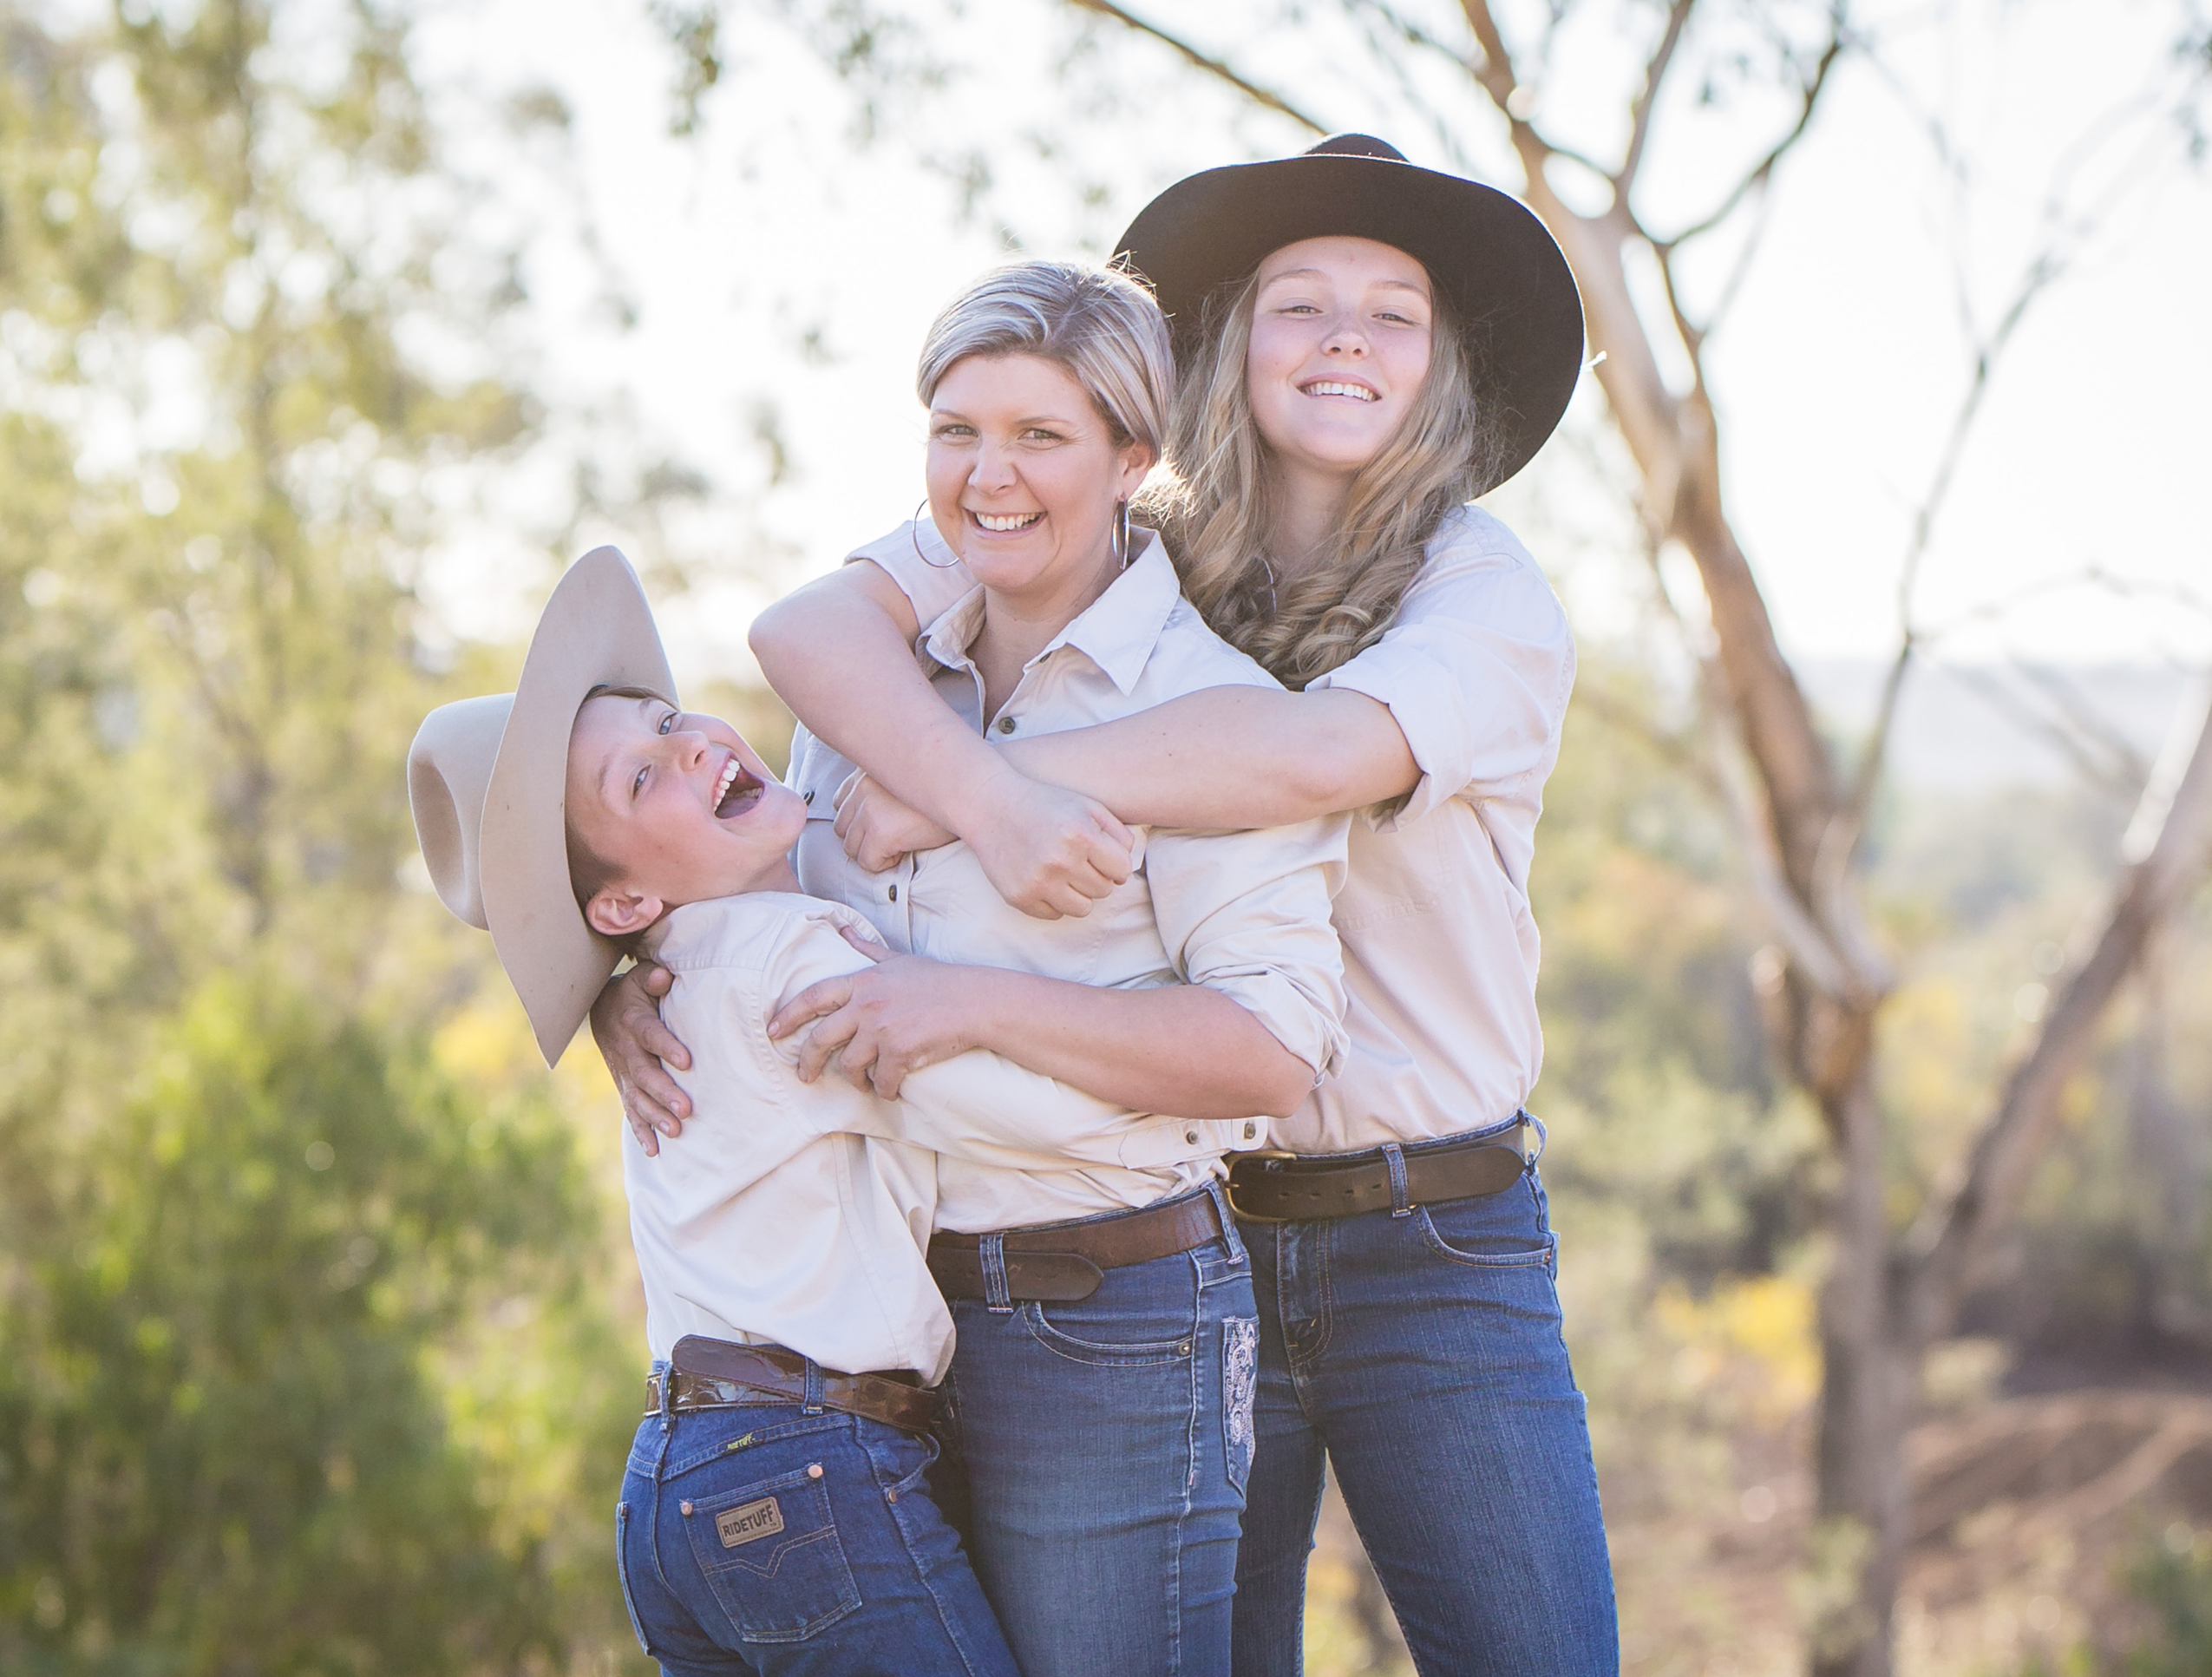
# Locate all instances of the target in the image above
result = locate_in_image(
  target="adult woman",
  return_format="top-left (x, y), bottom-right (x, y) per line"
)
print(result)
top-left (602, 259), bottom-right (1351, 1677)
top-left (736, 138), bottom-right (1617, 1674)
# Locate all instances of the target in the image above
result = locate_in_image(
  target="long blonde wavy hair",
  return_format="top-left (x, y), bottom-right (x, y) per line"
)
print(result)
top-left (1137, 266), bottom-right (1506, 689)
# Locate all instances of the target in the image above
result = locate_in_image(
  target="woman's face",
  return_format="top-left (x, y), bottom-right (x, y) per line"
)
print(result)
top-left (1245, 236), bottom-right (1435, 482)
top-left (926, 351), bottom-right (1153, 606)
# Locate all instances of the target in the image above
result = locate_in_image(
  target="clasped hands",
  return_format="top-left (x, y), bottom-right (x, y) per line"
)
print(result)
top-left (594, 765), bottom-right (1135, 1153)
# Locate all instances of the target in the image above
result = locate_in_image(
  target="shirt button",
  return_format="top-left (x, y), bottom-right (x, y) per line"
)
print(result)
top-left (807, 1463), bottom-right (825, 1479)
top-left (887, 884), bottom-right (898, 902)
top-left (679, 1500), bottom-right (693, 1517)
top-left (802, 789), bottom-right (814, 805)
top-left (1243, 1122), bottom-right (1257, 1139)
top-left (1185, 1129), bottom-right (1200, 1144)
top-left (997, 716), bottom-right (1016, 734)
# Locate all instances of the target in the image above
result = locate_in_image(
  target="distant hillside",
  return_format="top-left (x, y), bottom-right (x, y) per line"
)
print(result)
top-left (1795, 660), bottom-right (2201, 792)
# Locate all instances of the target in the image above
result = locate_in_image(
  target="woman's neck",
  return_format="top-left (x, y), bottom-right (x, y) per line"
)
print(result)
top-left (972, 541), bottom-right (1121, 721)
top-left (1262, 456), bottom-right (1354, 583)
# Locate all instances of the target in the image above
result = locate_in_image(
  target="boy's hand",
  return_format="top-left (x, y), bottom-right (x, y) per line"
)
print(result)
top-left (591, 962), bottom-right (691, 1155)
top-left (834, 770), bottom-right (955, 871)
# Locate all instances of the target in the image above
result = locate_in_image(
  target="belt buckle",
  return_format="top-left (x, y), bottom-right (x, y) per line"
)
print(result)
top-left (1224, 1149), bottom-right (1301, 1224)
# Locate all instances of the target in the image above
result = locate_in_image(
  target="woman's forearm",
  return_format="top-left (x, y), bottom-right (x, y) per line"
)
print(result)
top-left (749, 562), bottom-right (1018, 833)
top-left (999, 685), bottom-right (1422, 828)
top-left (965, 967), bottom-right (1312, 1122)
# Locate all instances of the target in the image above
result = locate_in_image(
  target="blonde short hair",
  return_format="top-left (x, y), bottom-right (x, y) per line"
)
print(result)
top-left (916, 259), bottom-right (1174, 456)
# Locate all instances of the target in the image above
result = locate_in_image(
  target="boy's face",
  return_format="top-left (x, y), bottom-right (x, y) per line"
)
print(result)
top-left (565, 692), bottom-right (808, 936)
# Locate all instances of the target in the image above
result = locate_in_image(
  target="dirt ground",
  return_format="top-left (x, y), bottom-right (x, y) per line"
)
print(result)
top-left (1300, 1377), bottom-right (2212, 1675)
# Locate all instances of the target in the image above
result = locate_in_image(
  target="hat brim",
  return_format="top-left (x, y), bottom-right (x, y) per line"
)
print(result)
top-left (479, 547), bottom-right (677, 1067)
top-left (1116, 152), bottom-right (1584, 494)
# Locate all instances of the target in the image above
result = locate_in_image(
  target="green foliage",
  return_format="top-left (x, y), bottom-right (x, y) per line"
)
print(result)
top-left (2015, 1524), bottom-right (2212, 1677)
top-left (1, 2), bottom-right (646, 1670)
top-left (0, 978), bottom-right (605, 1673)
top-left (2111, 1530), bottom-right (2212, 1677)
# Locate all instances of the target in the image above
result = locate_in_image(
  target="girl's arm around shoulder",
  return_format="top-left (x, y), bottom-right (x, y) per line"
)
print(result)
top-left (989, 509), bottom-right (1571, 833)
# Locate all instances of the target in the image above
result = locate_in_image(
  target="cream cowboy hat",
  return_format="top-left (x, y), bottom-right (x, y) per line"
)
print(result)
top-left (407, 547), bottom-right (676, 1066)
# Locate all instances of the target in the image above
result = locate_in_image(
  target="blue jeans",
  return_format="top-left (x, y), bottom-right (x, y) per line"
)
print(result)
top-left (1232, 1126), bottom-right (1619, 1676)
top-left (617, 1390), bottom-right (1018, 1676)
top-left (938, 1184), bottom-right (1259, 1677)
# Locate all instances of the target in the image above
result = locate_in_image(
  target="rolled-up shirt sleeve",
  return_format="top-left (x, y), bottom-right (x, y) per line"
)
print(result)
top-left (847, 521), bottom-right (977, 636)
top-left (1311, 515), bottom-right (1574, 837)
top-left (1141, 816), bottom-right (1351, 1083)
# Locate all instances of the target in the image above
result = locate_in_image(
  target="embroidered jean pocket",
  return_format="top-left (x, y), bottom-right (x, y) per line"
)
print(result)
top-left (1222, 1316), bottom-right (1259, 1495)
top-left (681, 1463), bottom-right (861, 1645)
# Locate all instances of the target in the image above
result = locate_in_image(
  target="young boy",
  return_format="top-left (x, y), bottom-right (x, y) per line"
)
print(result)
top-left (407, 548), bottom-right (1163, 1677)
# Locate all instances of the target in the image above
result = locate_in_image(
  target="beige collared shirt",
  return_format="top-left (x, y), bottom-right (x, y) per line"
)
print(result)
top-left (631, 891), bottom-right (1201, 1382)
top-left (789, 526), bottom-right (1350, 1226)
top-left (855, 506), bottom-right (1574, 1157)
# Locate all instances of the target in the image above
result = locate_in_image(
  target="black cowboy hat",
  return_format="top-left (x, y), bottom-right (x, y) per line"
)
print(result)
top-left (1115, 134), bottom-right (1584, 494)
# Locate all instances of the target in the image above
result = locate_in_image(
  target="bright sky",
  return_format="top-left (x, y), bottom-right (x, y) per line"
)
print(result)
top-left (409, 0), bottom-right (2212, 686)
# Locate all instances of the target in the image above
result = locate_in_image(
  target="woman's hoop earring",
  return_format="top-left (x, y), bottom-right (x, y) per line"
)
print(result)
top-left (912, 499), bottom-right (962, 570)
top-left (1111, 498), bottom-right (1132, 570)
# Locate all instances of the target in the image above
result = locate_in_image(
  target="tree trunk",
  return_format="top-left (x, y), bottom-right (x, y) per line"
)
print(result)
top-left (1810, 1065), bottom-right (1910, 1677)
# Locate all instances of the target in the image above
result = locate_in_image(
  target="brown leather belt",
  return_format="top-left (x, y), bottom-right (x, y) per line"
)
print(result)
top-left (645, 1335), bottom-right (942, 1436)
top-left (1225, 1121), bottom-right (1532, 1223)
top-left (928, 1190), bottom-right (1227, 1303)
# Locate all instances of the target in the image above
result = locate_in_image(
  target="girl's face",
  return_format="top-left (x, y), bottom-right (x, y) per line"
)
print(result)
top-left (926, 351), bottom-right (1153, 606)
top-left (1245, 236), bottom-right (1435, 481)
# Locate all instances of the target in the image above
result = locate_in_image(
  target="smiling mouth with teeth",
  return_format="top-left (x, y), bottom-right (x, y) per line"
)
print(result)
top-left (711, 754), bottom-right (764, 819)
top-left (1300, 379), bottom-right (1378, 402)
top-left (971, 509), bottom-right (1045, 532)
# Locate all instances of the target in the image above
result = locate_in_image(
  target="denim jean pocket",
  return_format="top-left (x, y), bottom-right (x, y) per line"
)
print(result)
top-left (1222, 1317), bottom-right (1258, 1495)
top-left (1416, 1178), bottom-right (1555, 1271)
top-left (681, 1462), bottom-right (861, 1645)
top-left (1024, 1298), bottom-right (1196, 1366)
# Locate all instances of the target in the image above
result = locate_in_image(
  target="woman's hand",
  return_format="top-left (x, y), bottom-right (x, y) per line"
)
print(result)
top-left (767, 953), bottom-right (992, 1101)
top-left (833, 769), bottom-right (955, 871)
top-left (964, 769), bottom-right (1137, 920)
top-left (590, 962), bottom-right (692, 1156)
top-left (835, 761), bottom-right (1135, 919)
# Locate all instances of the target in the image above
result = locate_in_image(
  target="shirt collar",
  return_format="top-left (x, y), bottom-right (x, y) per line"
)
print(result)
top-left (915, 530), bottom-right (1182, 698)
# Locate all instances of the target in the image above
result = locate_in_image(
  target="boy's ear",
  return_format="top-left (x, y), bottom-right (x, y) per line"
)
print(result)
top-left (586, 886), bottom-right (664, 939)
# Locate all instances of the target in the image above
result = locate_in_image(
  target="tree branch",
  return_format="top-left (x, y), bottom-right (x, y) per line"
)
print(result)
top-left (1655, 17), bottom-right (1847, 249)
top-left (1620, 0), bottom-right (1696, 193)
top-left (1343, 3), bottom-right (1483, 173)
top-left (1948, 664), bottom-right (2143, 798)
top-left (1821, 219), bottom-right (2077, 894)
top-left (1574, 682), bottom-right (1719, 796)
top-left (1456, 0), bottom-right (1521, 113)
top-left (1345, 0), bottom-right (1480, 76)
top-left (1698, 652), bottom-right (1860, 1001)
top-left (1905, 680), bottom-right (2212, 1342)
top-left (1063, 0), bottom-right (1329, 134)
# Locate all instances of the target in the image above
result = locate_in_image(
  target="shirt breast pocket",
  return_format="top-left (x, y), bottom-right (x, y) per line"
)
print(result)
top-left (1337, 803), bottom-right (1447, 933)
